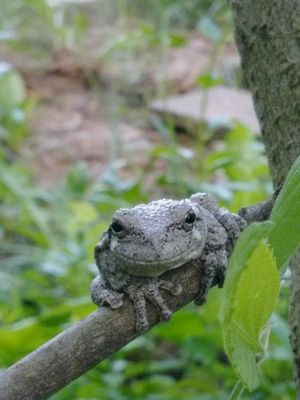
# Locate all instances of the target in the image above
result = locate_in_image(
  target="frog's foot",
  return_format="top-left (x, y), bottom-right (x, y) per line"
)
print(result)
top-left (90, 275), bottom-right (124, 309)
top-left (125, 278), bottom-right (182, 332)
top-left (215, 208), bottom-right (247, 254)
top-left (194, 260), bottom-right (226, 306)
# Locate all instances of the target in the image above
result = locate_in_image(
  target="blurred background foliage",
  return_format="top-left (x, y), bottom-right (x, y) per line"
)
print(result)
top-left (0, 0), bottom-right (294, 399)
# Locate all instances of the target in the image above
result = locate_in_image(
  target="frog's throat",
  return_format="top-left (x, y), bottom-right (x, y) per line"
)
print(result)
top-left (113, 247), bottom-right (203, 277)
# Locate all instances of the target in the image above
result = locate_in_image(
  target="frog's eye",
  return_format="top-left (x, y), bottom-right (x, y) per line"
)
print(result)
top-left (111, 220), bottom-right (125, 234)
top-left (185, 211), bottom-right (196, 224)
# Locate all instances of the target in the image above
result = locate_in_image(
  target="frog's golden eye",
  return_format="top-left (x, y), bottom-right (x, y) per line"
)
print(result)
top-left (111, 220), bottom-right (125, 234)
top-left (185, 211), bottom-right (196, 224)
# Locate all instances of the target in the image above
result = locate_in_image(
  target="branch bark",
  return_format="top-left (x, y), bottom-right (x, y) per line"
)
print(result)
top-left (230, 0), bottom-right (300, 394)
top-left (0, 263), bottom-right (202, 400)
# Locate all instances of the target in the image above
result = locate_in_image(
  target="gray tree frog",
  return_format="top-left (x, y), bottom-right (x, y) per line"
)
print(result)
top-left (91, 193), bottom-right (246, 331)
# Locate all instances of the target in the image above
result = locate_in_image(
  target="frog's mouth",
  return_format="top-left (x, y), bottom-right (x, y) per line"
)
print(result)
top-left (113, 248), bottom-right (202, 278)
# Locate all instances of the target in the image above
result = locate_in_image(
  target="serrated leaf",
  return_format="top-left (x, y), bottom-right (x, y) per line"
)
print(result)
top-left (221, 221), bottom-right (273, 316)
top-left (233, 241), bottom-right (279, 347)
top-left (221, 234), bottom-right (280, 391)
top-left (268, 155), bottom-right (300, 269)
top-left (221, 155), bottom-right (300, 392)
top-left (229, 329), bottom-right (259, 390)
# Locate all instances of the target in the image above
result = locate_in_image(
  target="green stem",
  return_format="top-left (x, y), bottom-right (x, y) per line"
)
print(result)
top-left (228, 381), bottom-right (245, 400)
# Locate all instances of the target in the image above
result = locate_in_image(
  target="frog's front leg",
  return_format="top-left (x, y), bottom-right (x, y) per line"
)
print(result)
top-left (214, 208), bottom-right (247, 254)
top-left (90, 274), bottom-right (124, 309)
top-left (125, 277), bottom-right (182, 332)
top-left (194, 244), bottom-right (228, 306)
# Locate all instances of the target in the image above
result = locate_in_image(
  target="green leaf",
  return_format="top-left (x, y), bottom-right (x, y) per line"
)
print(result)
top-left (0, 170), bottom-right (54, 246)
top-left (228, 381), bottom-right (245, 400)
top-left (268, 155), bottom-right (300, 269)
top-left (221, 155), bottom-right (300, 392)
top-left (0, 62), bottom-right (26, 114)
top-left (221, 228), bottom-right (280, 391)
top-left (0, 299), bottom-right (94, 366)
top-left (196, 73), bottom-right (224, 89)
top-left (167, 33), bottom-right (187, 48)
top-left (220, 222), bottom-right (273, 310)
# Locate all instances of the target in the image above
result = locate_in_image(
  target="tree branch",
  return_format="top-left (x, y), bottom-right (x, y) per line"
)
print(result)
top-left (0, 263), bottom-right (202, 400)
top-left (237, 185), bottom-right (281, 224)
top-left (0, 197), bottom-right (277, 400)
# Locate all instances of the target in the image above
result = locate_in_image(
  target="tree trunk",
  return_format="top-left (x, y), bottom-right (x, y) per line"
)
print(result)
top-left (230, 0), bottom-right (300, 394)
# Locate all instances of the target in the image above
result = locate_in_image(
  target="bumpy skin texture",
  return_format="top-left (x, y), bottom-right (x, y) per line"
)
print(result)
top-left (91, 193), bottom-right (246, 331)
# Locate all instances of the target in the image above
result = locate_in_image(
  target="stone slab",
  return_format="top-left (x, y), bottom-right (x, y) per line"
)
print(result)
top-left (150, 86), bottom-right (260, 133)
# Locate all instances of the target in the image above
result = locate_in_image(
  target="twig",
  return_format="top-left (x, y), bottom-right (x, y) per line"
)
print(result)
top-left (0, 263), bottom-right (202, 400)
top-left (238, 186), bottom-right (281, 224)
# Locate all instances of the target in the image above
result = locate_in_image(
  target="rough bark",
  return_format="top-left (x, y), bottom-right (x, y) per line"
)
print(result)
top-left (230, 0), bottom-right (300, 394)
top-left (0, 263), bottom-right (202, 400)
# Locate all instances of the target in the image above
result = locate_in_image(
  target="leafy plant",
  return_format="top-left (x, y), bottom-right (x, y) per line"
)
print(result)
top-left (0, 1), bottom-right (296, 399)
top-left (0, 62), bottom-right (29, 151)
top-left (150, 118), bottom-right (270, 208)
top-left (221, 155), bottom-right (300, 394)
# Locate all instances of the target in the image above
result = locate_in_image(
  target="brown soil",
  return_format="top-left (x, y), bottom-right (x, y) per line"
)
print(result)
top-left (0, 17), bottom-right (240, 187)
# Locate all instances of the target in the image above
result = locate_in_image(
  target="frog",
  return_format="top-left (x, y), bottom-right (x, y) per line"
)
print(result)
top-left (90, 193), bottom-right (247, 332)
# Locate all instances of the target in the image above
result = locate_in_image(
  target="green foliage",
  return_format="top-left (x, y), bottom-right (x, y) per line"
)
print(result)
top-left (0, 0), bottom-right (89, 52)
top-left (221, 155), bottom-right (300, 393)
top-left (102, 24), bottom-right (187, 57)
top-left (268, 155), bottom-right (300, 269)
top-left (197, 73), bottom-right (224, 88)
top-left (221, 235), bottom-right (280, 390)
top-left (0, 2), bottom-right (296, 399)
top-left (123, 0), bottom-right (228, 31)
top-left (0, 62), bottom-right (25, 113)
top-left (150, 118), bottom-right (270, 209)
top-left (0, 62), bottom-right (29, 151)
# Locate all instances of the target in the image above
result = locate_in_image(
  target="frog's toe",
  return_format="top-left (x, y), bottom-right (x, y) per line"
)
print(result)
top-left (94, 290), bottom-right (124, 309)
top-left (136, 316), bottom-right (150, 332)
top-left (159, 279), bottom-right (182, 296)
top-left (143, 284), bottom-right (173, 322)
top-left (107, 292), bottom-right (124, 309)
top-left (160, 307), bottom-right (172, 321)
top-left (194, 293), bottom-right (207, 306)
top-left (90, 276), bottom-right (124, 309)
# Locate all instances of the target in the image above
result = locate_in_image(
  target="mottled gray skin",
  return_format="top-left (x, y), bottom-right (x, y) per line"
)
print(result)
top-left (91, 193), bottom-right (246, 331)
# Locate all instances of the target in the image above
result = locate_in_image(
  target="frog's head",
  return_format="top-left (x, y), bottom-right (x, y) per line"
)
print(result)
top-left (104, 197), bottom-right (208, 277)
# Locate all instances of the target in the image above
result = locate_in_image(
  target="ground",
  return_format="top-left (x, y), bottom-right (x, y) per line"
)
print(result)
top-left (0, 5), bottom-right (249, 188)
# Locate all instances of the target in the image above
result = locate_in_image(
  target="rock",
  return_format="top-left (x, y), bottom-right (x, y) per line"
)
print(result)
top-left (150, 86), bottom-right (260, 134)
